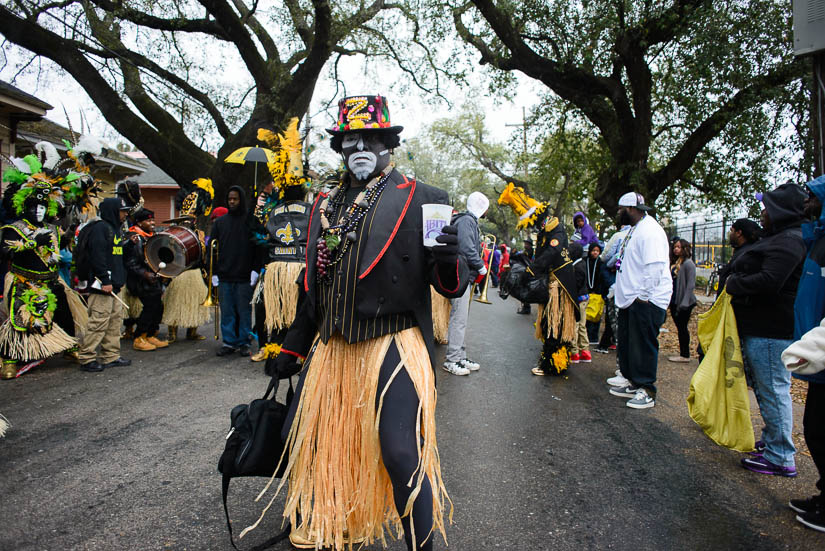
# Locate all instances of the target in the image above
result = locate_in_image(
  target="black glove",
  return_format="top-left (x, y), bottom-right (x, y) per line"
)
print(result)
top-left (267, 351), bottom-right (302, 379)
top-left (431, 224), bottom-right (459, 265)
top-left (35, 232), bottom-right (52, 246)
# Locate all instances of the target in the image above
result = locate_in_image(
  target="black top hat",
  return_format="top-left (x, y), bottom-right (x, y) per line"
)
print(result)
top-left (326, 95), bottom-right (403, 135)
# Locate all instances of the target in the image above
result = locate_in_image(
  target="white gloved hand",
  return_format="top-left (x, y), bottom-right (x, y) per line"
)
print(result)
top-left (250, 271), bottom-right (259, 286)
top-left (212, 275), bottom-right (219, 287)
top-left (478, 265), bottom-right (488, 276)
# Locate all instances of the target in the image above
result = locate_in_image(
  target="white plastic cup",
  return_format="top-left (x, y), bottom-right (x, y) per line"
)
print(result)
top-left (422, 203), bottom-right (453, 247)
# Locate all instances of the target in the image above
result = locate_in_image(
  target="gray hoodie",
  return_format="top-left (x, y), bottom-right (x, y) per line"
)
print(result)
top-left (452, 212), bottom-right (484, 275)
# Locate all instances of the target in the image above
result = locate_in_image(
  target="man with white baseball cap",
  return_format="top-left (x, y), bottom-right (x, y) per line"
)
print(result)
top-left (607, 191), bottom-right (672, 408)
top-left (444, 191), bottom-right (489, 375)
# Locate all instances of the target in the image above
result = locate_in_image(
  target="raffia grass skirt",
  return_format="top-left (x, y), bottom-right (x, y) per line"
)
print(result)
top-left (535, 277), bottom-right (577, 343)
top-left (161, 269), bottom-right (211, 327)
top-left (263, 261), bottom-right (303, 332)
top-left (121, 287), bottom-right (143, 319)
top-left (242, 327), bottom-right (450, 550)
top-left (0, 320), bottom-right (76, 362)
top-left (430, 288), bottom-right (451, 344)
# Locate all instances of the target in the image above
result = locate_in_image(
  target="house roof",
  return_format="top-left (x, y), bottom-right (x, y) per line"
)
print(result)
top-left (0, 80), bottom-right (53, 112)
top-left (16, 118), bottom-right (147, 173)
top-left (130, 158), bottom-right (178, 188)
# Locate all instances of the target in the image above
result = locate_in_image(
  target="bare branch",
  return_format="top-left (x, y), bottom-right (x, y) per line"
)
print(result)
top-left (230, 0), bottom-right (279, 62)
top-left (86, 0), bottom-right (230, 38)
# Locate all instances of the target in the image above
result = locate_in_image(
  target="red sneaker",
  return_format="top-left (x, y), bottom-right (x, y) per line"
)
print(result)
top-left (580, 350), bottom-right (592, 363)
top-left (570, 353), bottom-right (581, 363)
top-left (608, 344), bottom-right (617, 350)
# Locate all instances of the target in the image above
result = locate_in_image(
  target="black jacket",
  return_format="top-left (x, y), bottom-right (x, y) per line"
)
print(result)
top-left (209, 185), bottom-right (254, 283)
top-left (88, 198), bottom-right (126, 292)
top-left (568, 243), bottom-right (587, 300)
top-left (727, 184), bottom-right (807, 339)
top-left (280, 169), bottom-right (470, 367)
top-left (124, 230), bottom-right (162, 297)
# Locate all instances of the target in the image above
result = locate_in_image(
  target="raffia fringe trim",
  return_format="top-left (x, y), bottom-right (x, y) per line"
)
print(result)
top-left (263, 261), bottom-right (303, 332)
top-left (0, 414), bottom-right (9, 438)
top-left (430, 287), bottom-right (451, 344)
top-left (535, 278), bottom-right (577, 343)
top-left (121, 287), bottom-right (144, 319)
top-left (241, 327), bottom-right (451, 550)
top-left (59, 279), bottom-right (89, 333)
top-left (161, 269), bottom-right (211, 327)
top-left (0, 319), bottom-right (76, 361)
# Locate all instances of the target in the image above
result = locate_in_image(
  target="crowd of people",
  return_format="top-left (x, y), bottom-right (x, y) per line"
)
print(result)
top-left (2, 92), bottom-right (824, 547)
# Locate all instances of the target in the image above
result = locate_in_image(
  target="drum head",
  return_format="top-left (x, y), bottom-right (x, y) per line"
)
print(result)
top-left (144, 226), bottom-right (200, 277)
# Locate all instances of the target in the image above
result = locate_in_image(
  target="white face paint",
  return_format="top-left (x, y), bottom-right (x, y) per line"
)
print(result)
top-left (35, 204), bottom-right (46, 223)
top-left (342, 132), bottom-right (390, 181)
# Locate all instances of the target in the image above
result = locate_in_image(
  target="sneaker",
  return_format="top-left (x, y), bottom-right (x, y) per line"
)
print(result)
top-left (216, 346), bottom-right (236, 357)
top-left (147, 335), bottom-right (169, 348)
top-left (608, 344), bottom-right (617, 350)
top-left (531, 366), bottom-right (546, 376)
top-left (594, 347), bottom-right (609, 354)
top-left (238, 345), bottom-right (250, 357)
top-left (570, 353), bottom-right (581, 363)
top-left (790, 496), bottom-right (823, 515)
top-left (442, 361), bottom-right (470, 376)
top-left (740, 456), bottom-right (797, 477)
top-left (80, 361), bottom-right (104, 372)
top-left (459, 358), bottom-right (480, 371)
top-left (796, 508), bottom-right (825, 533)
top-left (607, 373), bottom-right (629, 387)
top-left (626, 388), bottom-right (655, 409)
top-left (579, 350), bottom-right (592, 363)
top-left (609, 384), bottom-right (639, 398)
top-left (103, 358), bottom-right (132, 368)
top-left (747, 440), bottom-right (766, 457)
top-left (133, 335), bottom-right (157, 351)
top-left (250, 349), bottom-right (268, 362)
top-left (668, 355), bottom-right (690, 363)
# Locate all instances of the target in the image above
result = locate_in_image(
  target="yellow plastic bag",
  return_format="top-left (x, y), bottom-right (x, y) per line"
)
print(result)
top-left (686, 290), bottom-right (755, 452)
top-left (585, 293), bottom-right (604, 323)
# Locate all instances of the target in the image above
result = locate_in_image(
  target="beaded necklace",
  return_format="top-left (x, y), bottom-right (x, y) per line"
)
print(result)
top-left (315, 166), bottom-right (392, 281)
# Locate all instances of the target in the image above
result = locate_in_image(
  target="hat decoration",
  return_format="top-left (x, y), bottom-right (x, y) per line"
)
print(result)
top-left (327, 95), bottom-right (403, 135)
top-left (256, 117), bottom-right (309, 199)
top-left (497, 183), bottom-right (548, 230)
top-left (177, 178), bottom-right (214, 217)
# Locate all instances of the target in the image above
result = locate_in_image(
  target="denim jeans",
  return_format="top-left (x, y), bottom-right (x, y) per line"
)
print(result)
top-left (741, 335), bottom-right (796, 468)
top-left (617, 299), bottom-right (666, 396)
top-left (218, 281), bottom-right (252, 349)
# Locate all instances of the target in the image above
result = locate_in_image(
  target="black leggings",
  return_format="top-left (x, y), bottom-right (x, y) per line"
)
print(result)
top-left (670, 304), bottom-right (695, 358)
top-left (283, 340), bottom-right (433, 550)
top-left (136, 293), bottom-right (164, 336)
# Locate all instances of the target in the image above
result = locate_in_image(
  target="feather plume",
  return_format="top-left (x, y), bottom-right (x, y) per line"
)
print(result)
top-left (35, 141), bottom-right (60, 171)
top-left (256, 128), bottom-right (278, 148)
top-left (279, 117), bottom-right (304, 178)
top-left (75, 135), bottom-right (104, 156)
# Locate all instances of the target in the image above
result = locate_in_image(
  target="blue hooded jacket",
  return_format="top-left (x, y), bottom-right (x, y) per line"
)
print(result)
top-left (792, 174), bottom-right (825, 383)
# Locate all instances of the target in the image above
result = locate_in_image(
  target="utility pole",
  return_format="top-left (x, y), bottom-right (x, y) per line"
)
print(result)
top-left (505, 106), bottom-right (529, 179)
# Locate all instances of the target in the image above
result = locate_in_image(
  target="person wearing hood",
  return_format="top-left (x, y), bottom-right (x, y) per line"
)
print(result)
top-left (77, 197), bottom-right (132, 372)
top-left (726, 183), bottom-right (807, 477)
top-left (209, 185), bottom-right (254, 356)
top-left (571, 211), bottom-right (599, 249)
top-left (787, 174), bottom-right (825, 530)
top-left (443, 191), bottom-right (488, 376)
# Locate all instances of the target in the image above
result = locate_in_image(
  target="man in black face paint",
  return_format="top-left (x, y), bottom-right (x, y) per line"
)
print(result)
top-left (264, 95), bottom-right (470, 550)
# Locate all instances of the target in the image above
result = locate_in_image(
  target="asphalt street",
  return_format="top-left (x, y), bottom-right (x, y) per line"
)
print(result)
top-left (0, 292), bottom-right (821, 550)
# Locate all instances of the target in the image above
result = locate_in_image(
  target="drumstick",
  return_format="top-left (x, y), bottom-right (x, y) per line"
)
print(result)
top-left (94, 278), bottom-right (130, 311)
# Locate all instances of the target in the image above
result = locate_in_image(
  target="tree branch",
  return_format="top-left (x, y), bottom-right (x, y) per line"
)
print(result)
top-left (87, 0), bottom-right (230, 38)
top-left (229, 0), bottom-right (279, 62)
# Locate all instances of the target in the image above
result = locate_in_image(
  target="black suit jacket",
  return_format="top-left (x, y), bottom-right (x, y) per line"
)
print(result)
top-left (280, 168), bottom-right (470, 367)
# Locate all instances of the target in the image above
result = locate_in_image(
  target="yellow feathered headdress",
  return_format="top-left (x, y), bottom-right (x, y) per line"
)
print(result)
top-left (257, 118), bottom-right (309, 199)
top-left (497, 183), bottom-right (548, 230)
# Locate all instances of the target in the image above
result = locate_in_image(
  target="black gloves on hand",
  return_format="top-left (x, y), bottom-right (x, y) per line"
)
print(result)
top-left (431, 224), bottom-right (459, 266)
top-left (35, 232), bottom-right (52, 246)
top-left (267, 352), bottom-right (302, 379)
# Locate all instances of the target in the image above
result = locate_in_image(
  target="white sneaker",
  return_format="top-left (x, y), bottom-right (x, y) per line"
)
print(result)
top-left (442, 361), bottom-right (470, 376)
top-left (607, 373), bottom-right (629, 387)
top-left (459, 358), bottom-right (480, 371)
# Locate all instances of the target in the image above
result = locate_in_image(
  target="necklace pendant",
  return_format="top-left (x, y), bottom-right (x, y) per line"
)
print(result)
top-left (346, 231), bottom-right (357, 243)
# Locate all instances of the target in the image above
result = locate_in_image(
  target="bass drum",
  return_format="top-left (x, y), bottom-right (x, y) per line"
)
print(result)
top-left (144, 225), bottom-right (202, 277)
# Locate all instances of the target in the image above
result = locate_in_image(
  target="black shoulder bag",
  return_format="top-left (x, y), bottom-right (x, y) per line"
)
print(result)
top-left (218, 376), bottom-right (294, 549)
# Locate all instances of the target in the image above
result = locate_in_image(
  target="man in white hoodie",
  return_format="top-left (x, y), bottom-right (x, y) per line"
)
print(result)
top-left (607, 192), bottom-right (672, 409)
top-left (444, 192), bottom-right (488, 376)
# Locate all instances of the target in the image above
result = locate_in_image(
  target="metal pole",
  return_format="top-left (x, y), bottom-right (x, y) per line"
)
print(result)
top-left (721, 217), bottom-right (727, 263)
